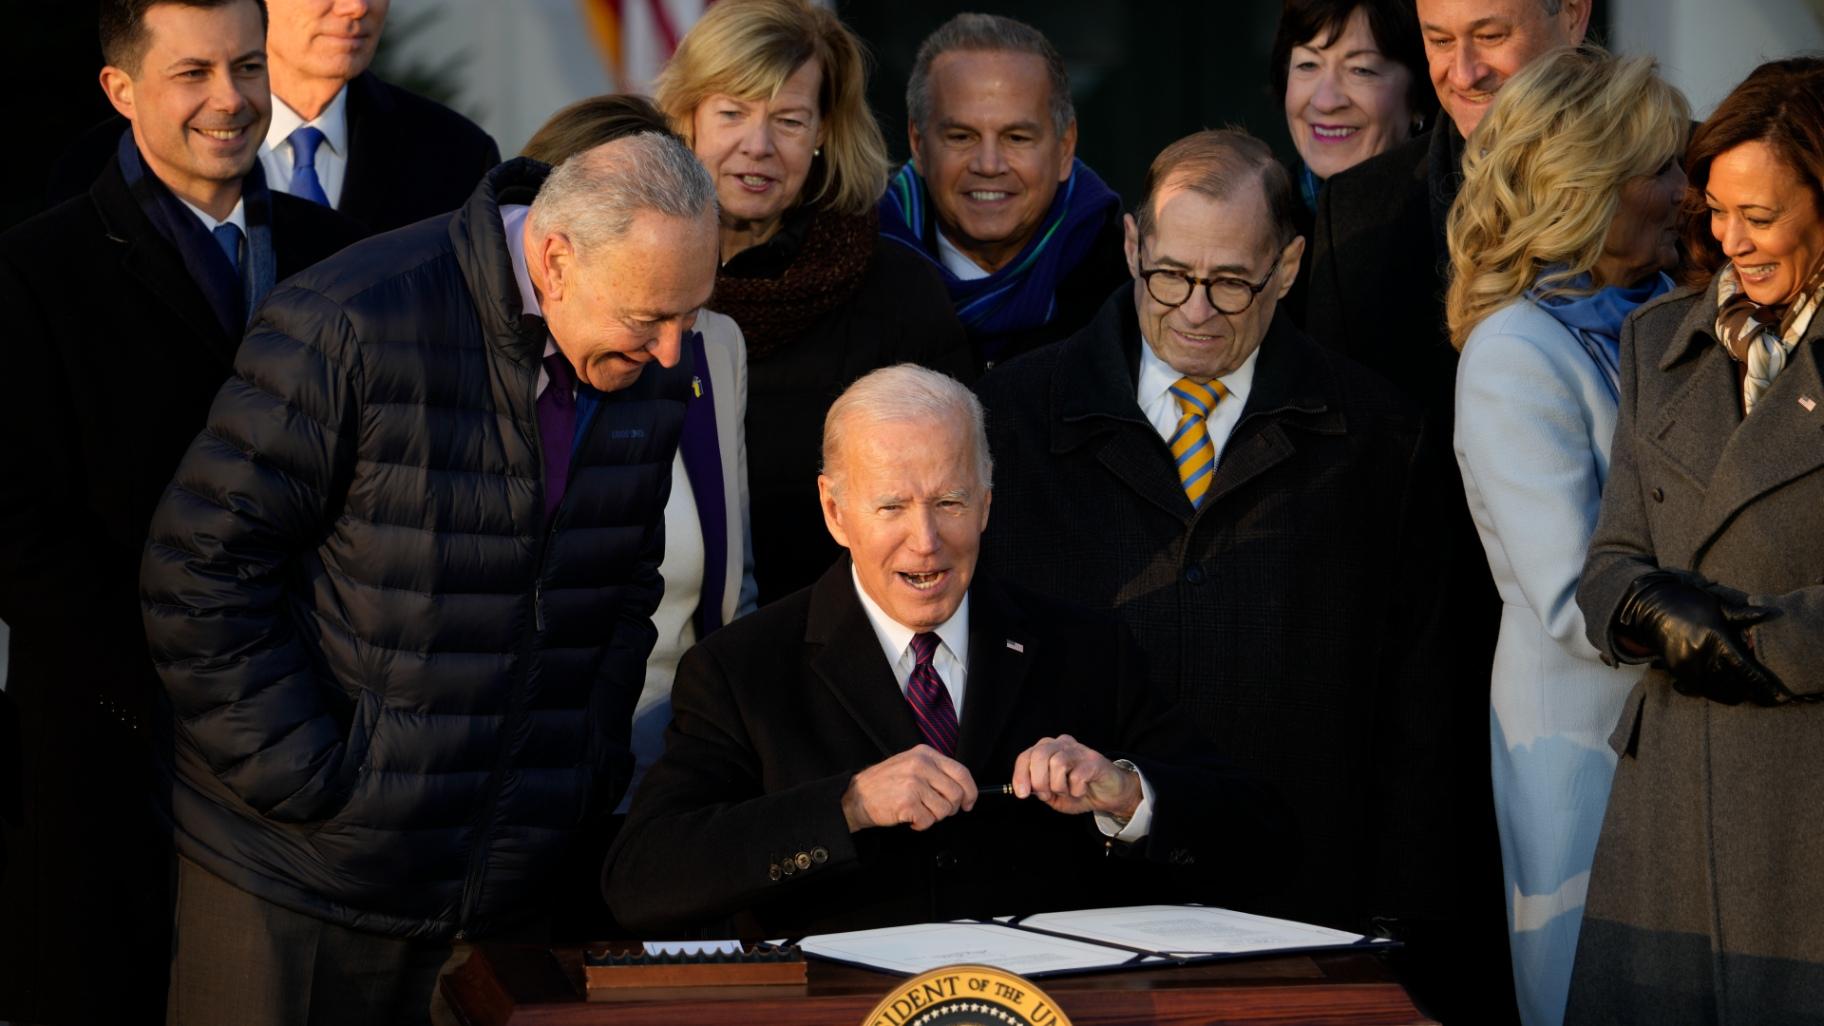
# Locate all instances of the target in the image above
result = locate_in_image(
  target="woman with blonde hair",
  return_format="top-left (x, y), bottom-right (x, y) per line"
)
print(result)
top-left (1444, 46), bottom-right (1689, 1026)
top-left (655, 0), bottom-right (970, 603)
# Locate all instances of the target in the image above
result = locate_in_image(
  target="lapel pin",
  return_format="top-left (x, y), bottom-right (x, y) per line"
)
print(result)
top-left (691, 376), bottom-right (703, 399)
top-left (1005, 640), bottom-right (1024, 653)
top-left (1800, 395), bottom-right (1817, 412)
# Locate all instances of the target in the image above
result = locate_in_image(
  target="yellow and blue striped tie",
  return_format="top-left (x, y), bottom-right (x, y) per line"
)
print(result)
top-left (1169, 376), bottom-right (1228, 508)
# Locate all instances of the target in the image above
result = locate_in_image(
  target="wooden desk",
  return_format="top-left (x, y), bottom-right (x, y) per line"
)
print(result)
top-left (443, 945), bottom-right (1437, 1026)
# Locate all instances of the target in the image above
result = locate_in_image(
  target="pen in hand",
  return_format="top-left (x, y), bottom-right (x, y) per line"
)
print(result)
top-left (980, 783), bottom-right (1017, 797)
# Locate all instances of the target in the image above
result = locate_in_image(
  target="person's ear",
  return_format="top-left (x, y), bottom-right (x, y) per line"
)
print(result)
top-left (1275, 235), bottom-right (1306, 299)
top-left (1056, 119), bottom-right (1078, 182)
top-left (1123, 213), bottom-right (1142, 279)
top-left (535, 230), bottom-right (577, 301)
top-left (819, 474), bottom-right (850, 550)
top-left (100, 65), bottom-right (136, 121)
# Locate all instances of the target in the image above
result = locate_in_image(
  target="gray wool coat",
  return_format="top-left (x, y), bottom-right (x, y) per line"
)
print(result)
top-left (1569, 279), bottom-right (1824, 1025)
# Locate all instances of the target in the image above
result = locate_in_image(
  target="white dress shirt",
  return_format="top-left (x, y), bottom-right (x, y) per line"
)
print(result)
top-left (177, 196), bottom-right (247, 236)
top-left (260, 86), bottom-right (351, 208)
top-left (849, 568), bottom-right (1153, 839)
top-left (1136, 338), bottom-right (1258, 461)
top-left (936, 231), bottom-right (992, 281)
top-left (500, 203), bottom-right (571, 398)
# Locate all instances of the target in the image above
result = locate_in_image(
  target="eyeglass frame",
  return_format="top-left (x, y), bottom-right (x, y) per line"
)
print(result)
top-left (1137, 256), bottom-right (1283, 316)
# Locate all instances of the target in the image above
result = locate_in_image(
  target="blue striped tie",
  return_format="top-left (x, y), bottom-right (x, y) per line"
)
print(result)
top-left (1169, 376), bottom-right (1229, 508)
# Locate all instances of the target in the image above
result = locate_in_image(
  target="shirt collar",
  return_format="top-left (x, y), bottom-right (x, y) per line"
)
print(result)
top-left (1135, 333), bottom-right (1260, 409)
top-left (266, 84), bottom-right (350, 156)
top-left (936, 230), bottom-right (992, 282)
top-left (176, 195), bottom-right (247, 235)
top-left (501, 204), bottom-right (542, 319)
top-left (850, 564), bottom-right (971, 670)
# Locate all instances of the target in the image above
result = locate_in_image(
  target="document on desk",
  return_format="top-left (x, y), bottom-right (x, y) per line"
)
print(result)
top-left (800, 905), bottom-right (1388, 978)
top-left (797, 921), bottom-right (1168, 978)
top-left (1004, 905), bottom-right (1386, 957)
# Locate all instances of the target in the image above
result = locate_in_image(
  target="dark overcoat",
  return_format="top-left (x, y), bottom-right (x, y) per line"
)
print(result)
top-left (604, 560), bottom-right (1289, 937)
top-left (0, 157), bottom-right (359, 1024)
top-left (1570, 281), bottom-right (1824, 1025)
top-left (974, 287), bottom-right (1456, 933)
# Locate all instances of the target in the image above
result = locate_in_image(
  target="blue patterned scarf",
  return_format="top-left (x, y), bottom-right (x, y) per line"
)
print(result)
top-left (878, 158), bottom-right (1120, 361)
top-left (117, 128), bottom-right (277, 340)
top-left (1528, 269), bottom-right (1672, 402)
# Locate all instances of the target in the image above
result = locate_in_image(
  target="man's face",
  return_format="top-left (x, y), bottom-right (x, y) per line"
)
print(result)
top-left (1123, 181), bottom-right (1303, 381)
top-left (535, 209), bottom-right (718, 393)
top-left (819, 416), bottom-right (991, 632)
top-left (266, 0), bottom-right (389, 85)
top-left (1416, 0), bottom-right (1589, 138)
top-left (910, 49), bottom-right (1077, 274)
top-left (100, 0), bottom-right (271, 211)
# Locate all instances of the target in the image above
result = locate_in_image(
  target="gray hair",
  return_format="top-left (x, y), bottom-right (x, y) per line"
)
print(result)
top-left (527, 131), bottom-right (715, 256)
top-left (821, 364), bottom-right (993, 494)
top-left (906, 13), bottom-right (1075, 137)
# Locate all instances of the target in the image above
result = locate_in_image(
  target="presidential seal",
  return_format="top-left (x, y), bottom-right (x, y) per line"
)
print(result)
top-left (861, 965), bottom-right (1073, 1026)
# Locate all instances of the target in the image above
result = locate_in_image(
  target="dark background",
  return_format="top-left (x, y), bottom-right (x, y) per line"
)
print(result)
top-left (7, 1), bottom-right (1609, 232)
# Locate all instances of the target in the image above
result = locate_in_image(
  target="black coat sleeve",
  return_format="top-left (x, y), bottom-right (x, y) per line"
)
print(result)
top-left (139, 284), bottom-right (365, 823)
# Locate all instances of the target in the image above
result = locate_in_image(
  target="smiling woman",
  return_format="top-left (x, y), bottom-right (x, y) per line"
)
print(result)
top-left (1269, 0), bottom-right (1434, 205)
top-left (653, 0), bottom-right (971, 605)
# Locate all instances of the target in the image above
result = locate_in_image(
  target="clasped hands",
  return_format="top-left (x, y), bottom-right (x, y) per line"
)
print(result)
top-left (839, 735), bottom-right (1141, 833)
top-left (1618, 569), bottom-right (1789, 706)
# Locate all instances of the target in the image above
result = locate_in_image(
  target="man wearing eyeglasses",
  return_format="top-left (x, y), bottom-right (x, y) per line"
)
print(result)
top-left (975, 128), bottom-right (1463, 1014)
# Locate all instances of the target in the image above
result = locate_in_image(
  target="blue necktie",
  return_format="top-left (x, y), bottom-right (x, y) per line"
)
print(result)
top-left (287, 126), bottom-right (331, 206)
top-left (211, 223), bottom-right (243, 276)
top-left (907, 633), bottom-right (960, 756)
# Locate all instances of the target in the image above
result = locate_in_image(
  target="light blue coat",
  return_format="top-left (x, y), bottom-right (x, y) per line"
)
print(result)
top-left (1454, 298), bottom-right (1641, 1026)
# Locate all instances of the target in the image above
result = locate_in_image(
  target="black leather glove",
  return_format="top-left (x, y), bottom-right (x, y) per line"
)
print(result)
top-left (1617, 570), bottom-right (1788, 706)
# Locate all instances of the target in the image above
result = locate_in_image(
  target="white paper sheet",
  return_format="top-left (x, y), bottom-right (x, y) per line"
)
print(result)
top-left (799, 921), bottom-right (1165, 977)
top-left (1008, 905), bottom-right (1382, 956)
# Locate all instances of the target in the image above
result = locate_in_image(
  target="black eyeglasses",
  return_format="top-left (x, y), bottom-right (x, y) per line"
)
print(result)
top-left (1139, 263), bottom-right (1278, 315)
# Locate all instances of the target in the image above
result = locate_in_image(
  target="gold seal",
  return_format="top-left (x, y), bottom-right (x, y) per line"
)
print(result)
top-left (860, 964), bottom-right (1073, 1026)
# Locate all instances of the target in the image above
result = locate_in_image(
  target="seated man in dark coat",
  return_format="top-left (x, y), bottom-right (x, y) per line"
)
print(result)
top-left (878, 14), bottom-right (1127, 372)
top-left (605, 365), bottom-right (1284, 937)
top-left (138, 132), bottom-right (718, 1026)
top-left (974, 128), bottom-right (1467, 1013)
top-left (0, 0), bottom-right (359, 1020)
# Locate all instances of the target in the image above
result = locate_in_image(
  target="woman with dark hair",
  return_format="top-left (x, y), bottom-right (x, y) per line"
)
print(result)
top-left (1270, 0), bottom-right (1435, 211)
top-left (1567, 56), bottom-right (1824, 1024)
top-left (654, 0), bottom-right (971, 604)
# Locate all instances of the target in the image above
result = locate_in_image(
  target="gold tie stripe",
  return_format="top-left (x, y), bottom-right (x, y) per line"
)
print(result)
top-left (1169, 377), bottom-right (1228, 508)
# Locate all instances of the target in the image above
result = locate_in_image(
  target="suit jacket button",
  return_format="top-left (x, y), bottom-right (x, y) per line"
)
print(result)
top-left (811, 847), bottom-right (829, 864)
top-left (795, 852), bottom-right (812, 870)
top-left (1184, 565), bottom-right (1206, 585)
top-left (781, 860), bottom-right (796, 877)
top-left (768, 863), bottom-right (782, 881)
top-left (934, 850), bottom-right (957, 870)
top-left (1651, 487), bottom-right (1665, 503)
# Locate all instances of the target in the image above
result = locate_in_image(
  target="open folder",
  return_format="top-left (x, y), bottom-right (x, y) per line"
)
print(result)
top-left (796, 905), bottom-right (1395, 979)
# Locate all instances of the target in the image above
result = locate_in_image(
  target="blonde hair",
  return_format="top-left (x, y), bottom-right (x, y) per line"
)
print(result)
top-left (1445, 46), bottom-right (1690, 349)
top-left (652, 0), bottom-right (887, 217)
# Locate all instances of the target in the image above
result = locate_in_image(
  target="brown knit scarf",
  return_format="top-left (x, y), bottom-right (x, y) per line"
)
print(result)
top-left (710, 208), bottom-right (877, 358)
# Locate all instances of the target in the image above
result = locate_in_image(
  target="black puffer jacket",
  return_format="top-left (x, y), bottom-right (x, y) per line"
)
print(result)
top-left (140, 159), bottom-right (684, 938)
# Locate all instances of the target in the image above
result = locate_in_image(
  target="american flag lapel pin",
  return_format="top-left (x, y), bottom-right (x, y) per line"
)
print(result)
top-left (1005, 639), bottom-right (1024, 653)
top-left (1800, 394), bottom-right (1817, 412)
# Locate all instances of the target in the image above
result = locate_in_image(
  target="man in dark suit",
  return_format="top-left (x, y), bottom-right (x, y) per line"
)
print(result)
top-left (1307, 0), bottom-right (1592, 425)
top-left (605, 365), bottom-right (1282, 937)
top-left (0, 1), bottom-right (359, 1022)
top-left (258, 0), bottom-right (501, 233)
top-left (878, 13), bottom-right (1128, 372)
top-left (1302, 6), bottom-right (1592, 1018)
top-left (975, 129), bottom-right (1470, 1015)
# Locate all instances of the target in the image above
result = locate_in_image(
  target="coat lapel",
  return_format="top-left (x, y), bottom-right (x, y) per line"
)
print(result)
top-left (804, 561), bottom-right (926, 758)
top-left (1644, 306), bottom-right (1741, 490)
top-left (1202, 316), bottom-right (1339, 509)
top-left (955, 578), bottom-right (1034, 773)
top-left (91, 160), bottom-right (237, 368)
top-left (1694, 336), bottom-right (1824, 554)
top-left (336, 72), bottom-right (390, 228)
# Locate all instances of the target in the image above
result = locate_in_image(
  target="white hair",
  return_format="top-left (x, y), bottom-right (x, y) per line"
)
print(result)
top-left (821, 364), bottom-right (993, 493)
top-left (526, 131), bottom-right (715, 255)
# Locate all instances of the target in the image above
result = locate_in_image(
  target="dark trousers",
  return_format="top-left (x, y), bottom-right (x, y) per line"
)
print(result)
top-left (166, 857), bottom-right (464, 1026)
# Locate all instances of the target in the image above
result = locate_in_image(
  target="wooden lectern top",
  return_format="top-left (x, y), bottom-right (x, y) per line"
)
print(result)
top-left (443, 944), bottom-right (1437, 1026)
